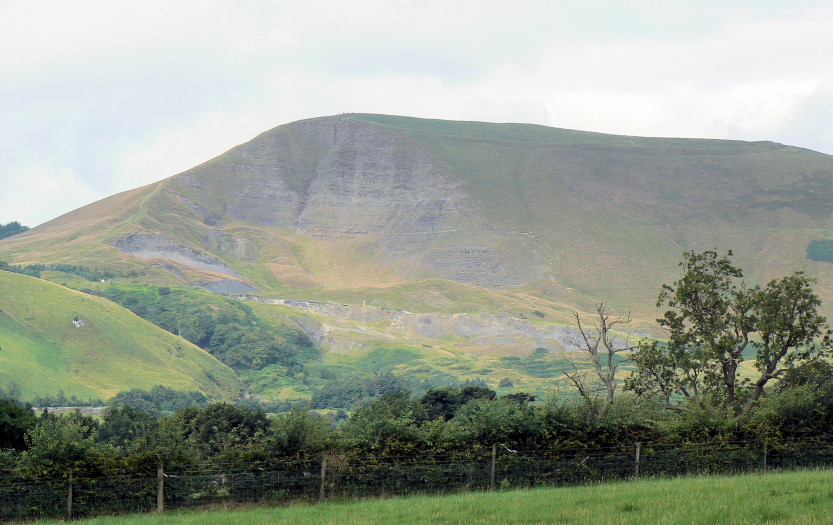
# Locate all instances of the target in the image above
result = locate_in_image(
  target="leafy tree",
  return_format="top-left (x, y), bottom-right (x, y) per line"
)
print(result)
top-left (97, 405), bottom-right (159, 448)
top-left (626, 250), bottom-right (830, 417)
top-left (339, 391), bottom-right (424, 454)
top-left (272, 406), bottom-right (333, 455)
top-left (417, 385), bottom-right (497, 423)
top-left (176, 403), bottom-right (270, 457)
top-left (19, 411), bottom-right (99, 481)
top-left (419, 388), bottom-right (460, 421)
top-left (0, 398), bottom-right (38, 450)
top-left (95, 285), bottom-right (316, 373)
top-left (451, 397), bottom-right (536, 448)
top-left (108, 386), bottom-right (207, 416)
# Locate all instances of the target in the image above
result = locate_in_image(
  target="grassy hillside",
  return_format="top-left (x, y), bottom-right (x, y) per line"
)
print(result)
top-left (40, 469), bottom-right (833, 524)
top-left (0, 271), bottom-right (241, 401)
top-left (3, 114), bottom-right (833, 399)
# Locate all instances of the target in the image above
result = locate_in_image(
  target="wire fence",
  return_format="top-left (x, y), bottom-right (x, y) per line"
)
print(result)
top-left (2, 439), bottom-right (832, 521)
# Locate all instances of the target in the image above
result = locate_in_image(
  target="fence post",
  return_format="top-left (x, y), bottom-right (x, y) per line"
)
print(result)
top-left (67, 471), bottom-right (73, 521)
top-left (490, 444), bottom-right (497, 490)
top-left (762, 443), bottom-right (768, 473)
top-left (634, 442), bottom-right (642, 478)
top-left (320, 454), bottom-right (327, 501)
top-left (157, 462), bottom-right (164, 513)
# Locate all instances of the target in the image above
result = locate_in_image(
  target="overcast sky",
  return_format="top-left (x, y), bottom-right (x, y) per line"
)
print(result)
top-left (2, 0), bottom-right (832, 227)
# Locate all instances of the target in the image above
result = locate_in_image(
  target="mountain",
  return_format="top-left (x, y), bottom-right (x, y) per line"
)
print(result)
top-left (3, 114), bottom-right (833, 402)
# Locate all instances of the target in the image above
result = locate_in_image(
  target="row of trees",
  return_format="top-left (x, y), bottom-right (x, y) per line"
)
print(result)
top-left (3, 371), bottom-right (833, 486)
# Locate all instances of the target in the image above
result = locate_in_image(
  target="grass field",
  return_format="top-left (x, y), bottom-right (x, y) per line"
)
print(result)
top-left (46, 468), bottom-right (833, 525)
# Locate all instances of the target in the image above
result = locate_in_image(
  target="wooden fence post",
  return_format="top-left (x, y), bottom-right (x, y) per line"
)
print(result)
top-left (490, 444), bottom-right (497, 490)
top-left (320, 455), bottom-right (327, 501)
top-left (157, 462), bottom-right (164, 513)
top-left (67, 471), bottom-right (73, 521)
top-left (762, 443), bottom-right (768, 473)
top-left (634, 442), bottom-right (642, 478)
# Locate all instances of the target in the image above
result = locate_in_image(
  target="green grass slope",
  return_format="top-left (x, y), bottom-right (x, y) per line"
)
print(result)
top-left (0, 271), bottom-right (241, 402)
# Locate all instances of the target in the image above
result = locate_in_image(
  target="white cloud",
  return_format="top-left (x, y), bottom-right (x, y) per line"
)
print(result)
top-left (1, 165), bottom-right (104, 227)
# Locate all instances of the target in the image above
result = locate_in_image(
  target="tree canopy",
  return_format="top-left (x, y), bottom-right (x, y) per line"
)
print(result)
top-left (0, 221), bottom-right (28, 240)
top-left (626, 250), bottom-right (830, 418)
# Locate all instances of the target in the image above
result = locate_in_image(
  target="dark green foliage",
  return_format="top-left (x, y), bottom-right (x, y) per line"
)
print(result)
top-left (95, 285), bottom-right (319, 371)
top-left (751, 360), bottom-right (833, 437)
top-left (0, 398), bottom-right (37, 450)
top-left (272, 406), bottom-right (333, 454)
top-left (0, 221), bottom-right (28, 240)
top-left (176, 402), bottom-right (270, 457)
top-left (419, 388), bottom-right (460, 421)
top-left (807, 240), bottom-right (833, 263)
top-left (0, 260), bottom-right (41, 277)
top-left (19, 411), bottom-right (100, 481)
top-left (459, 385), bottom-right (497, 403)
top-left (31, 390), bottom-right (104, 408)
top-left (108, 386), bottom-right (206, 416)
top-left (311, 371), bottom-right (408, 410)
top-left (502, 392), bottom-right (536, 405)
top-left (4, 384), bottom-right (833, 521)
top-left (96, 405), bottom-right (159, 448)
top-left (339, 391), bottom-right (424, 454)
top-left (0, 259), bottom-right (123, 280)
top-left (417, 385), bottom-right (497, 422)
top-left (452, 397), bottom-right (538, 447)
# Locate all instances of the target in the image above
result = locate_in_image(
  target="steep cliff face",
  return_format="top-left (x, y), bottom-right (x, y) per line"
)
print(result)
top-left (159, 116), bottom-right (550, 287)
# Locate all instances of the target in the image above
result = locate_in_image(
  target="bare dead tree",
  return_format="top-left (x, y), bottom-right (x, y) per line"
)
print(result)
top-left (563, 302), bottom-right (639, 419)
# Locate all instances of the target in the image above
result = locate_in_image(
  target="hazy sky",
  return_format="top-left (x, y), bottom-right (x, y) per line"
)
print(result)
top-left (2, 0), bottom-right (832, 227)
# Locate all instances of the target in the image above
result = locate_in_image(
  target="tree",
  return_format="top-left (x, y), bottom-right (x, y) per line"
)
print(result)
top-left (563, 302), bottom-right (638, 419)
top-left (177, 402), bottom-right (270, 457)
top-left (626, 250), bottom-right (830, 418)
top-left (0, 397), bottom-right (38, 450)
top-left (19, 411), bottom-right (98, 481)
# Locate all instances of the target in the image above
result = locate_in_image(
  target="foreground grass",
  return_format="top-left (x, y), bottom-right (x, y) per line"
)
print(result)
top-left (47, 468), bottom-right (833, 525)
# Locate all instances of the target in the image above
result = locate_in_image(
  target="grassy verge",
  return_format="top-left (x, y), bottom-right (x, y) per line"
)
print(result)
top-left (45, 468), bottom-right (833, 524)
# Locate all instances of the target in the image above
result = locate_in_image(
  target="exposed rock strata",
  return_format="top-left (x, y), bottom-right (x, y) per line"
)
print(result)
top-left (114, 232), bottom-right (242, 278)
top-left (229, 295), bottom-right (635, 353)
top-left (172, 118), bottom-right (550, 287)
